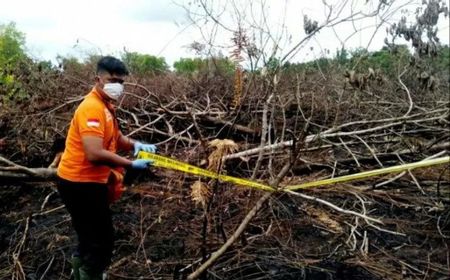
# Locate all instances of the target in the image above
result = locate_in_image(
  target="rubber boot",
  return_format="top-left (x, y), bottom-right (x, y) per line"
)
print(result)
top-left (79, 266), bottom-right (104, 280)
top-left (71, 256), bottom-right (82, 280)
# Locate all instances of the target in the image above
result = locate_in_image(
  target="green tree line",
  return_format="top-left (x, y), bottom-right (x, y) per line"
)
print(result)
top-left (1, 22), bottom-right (449, 103)
top-left (2, 22), bottom-right (449, 76)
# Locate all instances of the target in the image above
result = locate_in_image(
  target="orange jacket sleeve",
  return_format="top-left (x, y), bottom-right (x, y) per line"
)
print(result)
top-left (75, 102), bottom-right (106, 138)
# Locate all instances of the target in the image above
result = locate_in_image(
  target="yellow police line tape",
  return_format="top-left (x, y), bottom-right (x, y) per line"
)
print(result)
top-left (138, 152), bottom-right (274, 191)
top-left (138, 151), bottom-right (449, 192)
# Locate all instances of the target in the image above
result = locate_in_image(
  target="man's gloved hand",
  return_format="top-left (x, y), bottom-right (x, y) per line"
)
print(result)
top-left (131, 159), bottom-right (153, 169)
top-left (134, 142), bottom-right (157, 156)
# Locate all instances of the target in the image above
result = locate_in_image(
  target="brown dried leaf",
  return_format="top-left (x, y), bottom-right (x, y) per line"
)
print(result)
top-left (191, 181), bottom-right (211, 209)
top-left (207, 139), bottom-right (239, 171)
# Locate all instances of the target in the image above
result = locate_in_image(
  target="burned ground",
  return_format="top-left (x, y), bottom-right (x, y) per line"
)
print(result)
top-left (0, 61), bottom-right (449, 279)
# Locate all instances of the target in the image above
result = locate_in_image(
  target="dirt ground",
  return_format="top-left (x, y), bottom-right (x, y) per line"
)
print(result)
top-left (1, 162), bottom-right (449, 280)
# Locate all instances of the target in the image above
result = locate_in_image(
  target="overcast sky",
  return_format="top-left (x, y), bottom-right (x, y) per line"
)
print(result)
top-left (0, 0), bottom-right (448, 67)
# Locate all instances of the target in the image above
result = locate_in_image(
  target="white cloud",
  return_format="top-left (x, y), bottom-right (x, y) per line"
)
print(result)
top-left (0, 0), bottom-right (192, 64)
top-left (0, 0), bottom-right (448, 67)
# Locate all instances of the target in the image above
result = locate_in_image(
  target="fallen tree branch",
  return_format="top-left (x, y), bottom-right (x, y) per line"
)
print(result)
top-left (188, 155), bottom-right (295, 279)
top-left (224, 114), bottom-right (449, 160)
top-left (398, 67), bottom-right (413, 117)
top-left (285, 190), bottom-right (383, 224)
top-left (187, 191), bottom-right (273, 280)
top-left (0, 155), bottom-right (56, 180)
top-left (203, 115), bottom-right (260, 135)
top-left (0, 168), bottom-right (56, 180)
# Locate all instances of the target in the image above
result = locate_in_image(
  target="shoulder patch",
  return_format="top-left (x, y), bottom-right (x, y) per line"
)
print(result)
top-left (87, 118), bottom-right (101, 127)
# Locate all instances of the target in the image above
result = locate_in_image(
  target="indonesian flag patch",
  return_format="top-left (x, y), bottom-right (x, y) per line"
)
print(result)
top-left (87, 118), bottom-right (101, 127)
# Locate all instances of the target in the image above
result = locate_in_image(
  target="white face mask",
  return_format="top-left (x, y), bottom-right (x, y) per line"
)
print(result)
top-left (103, 83), bottom-right (124, 101)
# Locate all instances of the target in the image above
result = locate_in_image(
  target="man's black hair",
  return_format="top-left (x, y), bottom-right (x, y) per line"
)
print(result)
top-left (96, 56), bottom-right (129, 76)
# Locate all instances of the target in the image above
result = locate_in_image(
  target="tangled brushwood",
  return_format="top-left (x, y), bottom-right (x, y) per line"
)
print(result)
top-left (1, 1), bottom-right (450, 279)
top-left (0, 48), bottom-right (448, 279)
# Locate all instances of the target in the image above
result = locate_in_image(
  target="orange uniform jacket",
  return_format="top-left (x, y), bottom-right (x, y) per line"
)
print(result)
top-left (57, 88), bottom-right (119, 183)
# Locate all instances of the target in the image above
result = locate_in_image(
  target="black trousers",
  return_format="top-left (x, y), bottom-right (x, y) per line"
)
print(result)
top-left (57, 177), bottom-right (114, 273)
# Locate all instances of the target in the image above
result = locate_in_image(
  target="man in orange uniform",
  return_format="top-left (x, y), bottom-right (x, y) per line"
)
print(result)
top-left (57, 56), bottom-right (154, 280)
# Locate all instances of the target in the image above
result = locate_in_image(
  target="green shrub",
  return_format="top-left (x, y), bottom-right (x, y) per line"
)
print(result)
top-left (0, 22), bottom-right (26, 66)
top-left (122, 52), bottom-right (168, 75)
top-left (0, 22), bottom-right (29, 103)
top-left (174, 57), bottom-right (234, 76)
